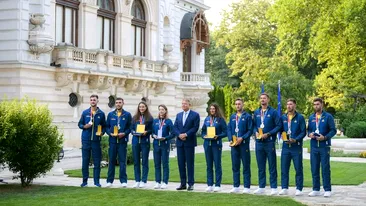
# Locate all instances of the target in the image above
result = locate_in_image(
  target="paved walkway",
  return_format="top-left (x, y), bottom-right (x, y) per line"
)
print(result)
top-left (1, 142), bottom-right (366, 206)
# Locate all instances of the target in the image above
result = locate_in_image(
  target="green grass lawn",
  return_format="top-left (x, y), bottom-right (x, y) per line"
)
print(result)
top-left (66, 151), bottom-right (366, 187)
top-left (0, 185), bottom-right (303, 206)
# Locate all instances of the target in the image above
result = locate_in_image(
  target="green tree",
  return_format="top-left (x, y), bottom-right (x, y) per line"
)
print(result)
top-left (223, 84), bottom-right (235, 119)
top-left (268, 0), bottom-right (330, 79)
top-left (215, 0), bottom-right (313, 113)
top-left (0, 99), bottom-right (63, 187)
top-left (207, 83), bottom-right (225, 113)
top-left (269, 0), bottom-right (366, 110)
top-left (205, 38), bottom-right (240, 88)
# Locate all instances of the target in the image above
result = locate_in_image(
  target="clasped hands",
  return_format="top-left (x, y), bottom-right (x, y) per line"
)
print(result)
top-left (112, 132), bottom-right (126, 139)
top-left (179, 133), bottom-right (188, 141)
top-left (309, 133), bottom-right (326, 141)
top-left (255, 132), bottom-right (270, 139)
top-left (153, 135), bottom-right (166, 141)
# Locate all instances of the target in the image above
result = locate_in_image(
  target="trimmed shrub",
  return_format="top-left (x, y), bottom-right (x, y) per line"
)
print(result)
top-left (345, 121), bottom-right (366, 138)
top-left (0, 99), bottom-right (63, 187)
top-left (360, 151), bottom-right (366, 158)
top-left (339, 105), bottom-right (366, 133)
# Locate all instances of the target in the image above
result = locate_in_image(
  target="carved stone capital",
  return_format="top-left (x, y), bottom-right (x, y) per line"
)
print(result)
top-left (88, 75), bottom-right (114, 90)
top-left (125, 79), bottom-right (141, 92)
top-left (55, 72), bottom-right (74, 87)
top-left (184, 95), bottom-right (209, 107)
top-left (155, 82), bottom-right (167, 94)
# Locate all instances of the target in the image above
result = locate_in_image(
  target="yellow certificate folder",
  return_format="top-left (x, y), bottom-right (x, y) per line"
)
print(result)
top-left (96, 125), bottom-right (102, 136)
top-left (282, 132), bottom-right (288, 141)
top-left (230, 135), bottom-right (237, 147)
top-left (257, 128), bottom-right (263, 139)
top-left (136, 124), bottom-right (145, 134)
top-left (113, 126), bottom-right (118, 136)
top-left (206, 127), bottom-right (216, 138)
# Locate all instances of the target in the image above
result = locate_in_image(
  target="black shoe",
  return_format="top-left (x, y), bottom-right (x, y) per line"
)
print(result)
top-left (176, 185), bottom-right (187, 190)
top-left (187, 185), bottom-right (194, 191)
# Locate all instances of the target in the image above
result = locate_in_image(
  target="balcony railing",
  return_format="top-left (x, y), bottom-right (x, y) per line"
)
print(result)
top-left (180, 72), bottom-right (211, 87)
top-left (52, 45), bottom-right (212, 90)
top-left (52, 45), bottom-right (179, 77)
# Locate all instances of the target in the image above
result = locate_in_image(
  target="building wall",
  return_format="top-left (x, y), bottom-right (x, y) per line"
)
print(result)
top-left (0, 0), bottom-right (212, 148)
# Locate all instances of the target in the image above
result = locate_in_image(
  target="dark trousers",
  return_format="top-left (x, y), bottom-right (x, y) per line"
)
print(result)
top-left (255, 141), bottom-right (277, 188)
top-left (153, 144), bottom-right (170, 184)
top-left (177, 146), bottom-right (195, 186)
top-left (311, 146), bottom-right (331, 191)
top-left (81, 141), bottom-right (101, 185)
top-left (204, 144), bottom-right (222, 187)
top-left (132, 143), bottom-right (150, 183)
top-left (107, 142), bottom-right (127, 184)
top-left (231, 142), bottom-right (251, 188)
top-left (281, 145), bottom-right (303, 190)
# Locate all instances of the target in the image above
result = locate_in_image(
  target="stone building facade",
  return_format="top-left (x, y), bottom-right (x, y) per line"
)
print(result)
top-left (0, 0), bottom-right (212, 147)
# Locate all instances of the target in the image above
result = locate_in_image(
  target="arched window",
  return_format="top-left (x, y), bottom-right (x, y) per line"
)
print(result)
top-left (55, 0), bottom-right (80, 46)
top-left (97, 0), bottom-right (116, 51)
top-left (131, 0), bottom-right (146, 56)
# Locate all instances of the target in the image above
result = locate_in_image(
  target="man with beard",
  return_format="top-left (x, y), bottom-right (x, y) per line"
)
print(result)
top-left (227, 98), bottom-right (253, 194)
top-left (105, 97), bottom-right (132, 188)
top-left (78, 94), bottom-right (106, 187)
top-left (253, 93), bottom-right (282, 195)
top-left (279, 98), bottom-right (306, 196)
top-left (308, 98), bottom-right (336, 197)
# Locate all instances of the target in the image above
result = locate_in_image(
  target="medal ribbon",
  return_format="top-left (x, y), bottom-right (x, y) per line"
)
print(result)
top-left (140, 115), bottom-right (145, 124)
top-left (90, 108), bottom-right (97, 122)
top-left (210, 116), bottom-right (216, 127)
top-left (315, 114), bottom-right (320, 132)
top-left (260, 109), bottom-right (268, 126)
top-left (117, 110), bottom-right (122, 128)
top-left (235, 113), bottom-right (242, 135)
top-left (159, 119), bottom-right (165, 130)
top-left (287, 114), bottom-right (292, 134)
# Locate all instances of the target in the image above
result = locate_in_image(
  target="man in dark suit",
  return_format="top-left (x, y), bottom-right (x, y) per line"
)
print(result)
top-left (174, 99), bottom-right (200, 191)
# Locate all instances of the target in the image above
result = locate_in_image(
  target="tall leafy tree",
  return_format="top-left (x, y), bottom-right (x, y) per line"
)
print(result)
top-left (215, 0), bottom-right (313, 113)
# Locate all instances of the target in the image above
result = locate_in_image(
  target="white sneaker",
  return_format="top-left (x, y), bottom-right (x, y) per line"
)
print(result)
top-left (270, 188), bottom-right (278, 195)
top-left (324, 191), bottom-right (332, 197)
top-left (308, 191), bottom-right (321, 197)
top-left (121, 183), bottom-right (127, 188)
top-left (154, 182), bottom-right (161, 189)
top-left (206, 186), bottom-right (213, 192)
top-left (160, 183), bottom-right (167, 189)
top-left (254, 188), bottom-right (265, 194)
top-left (139, 182), bottom-right (146, 188)
top-left (295, 189), bottom-right (302, 196)
top-left (230, 187), bottom-right (240, 193)
top-left (242, 188), bottom-right (250, 194)
top-left (105, 182), bottom-right (112, 188)
top-left (279, 189), bottom-right (288, 195)
top-left (213, 186), bottom-right (221, 192)
top-left (132, 182), bottom-right (140, 188)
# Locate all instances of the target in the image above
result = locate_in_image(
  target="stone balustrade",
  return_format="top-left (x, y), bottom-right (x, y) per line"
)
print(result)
top-left (52, 45), bottom-right (212, 96)
top-left (180, 72), bottom-right (211, 86)
top-left (52, 45), bottom-right (179, 77)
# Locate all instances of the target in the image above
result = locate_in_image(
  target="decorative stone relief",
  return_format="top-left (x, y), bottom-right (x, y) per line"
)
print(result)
top-left (163, 44), bottom-right (173, 61)
top-left (185, 95), bottom-right (209, 107)
top-left (55, 72), bottom-right (74, 87)
top-left (88, 75), bottom-right (114, 90)
top-left (155, 82), bottom-right (166, 94)
top-left (28, 13), bottom-right (54, 58)
top-left (125, 79), bottom-right (141, 92)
